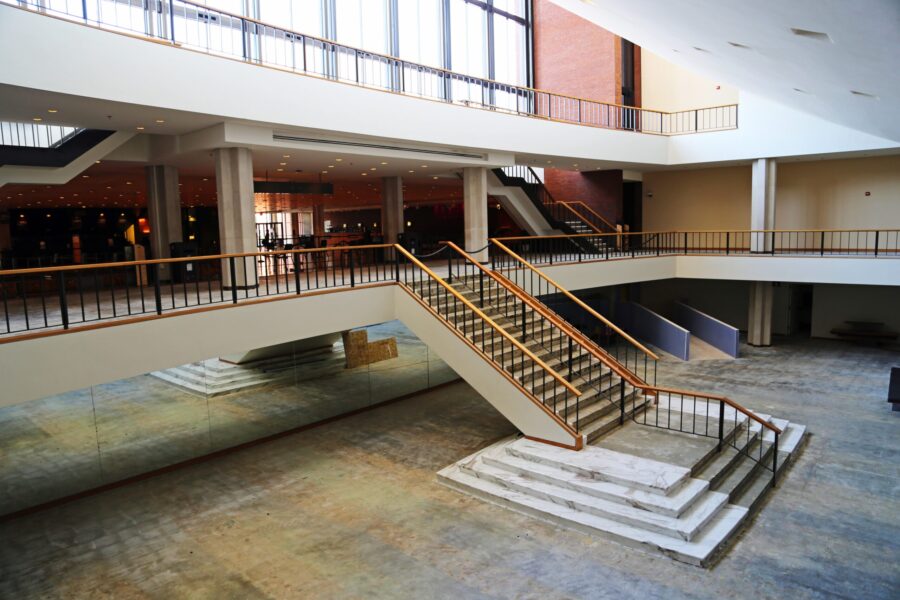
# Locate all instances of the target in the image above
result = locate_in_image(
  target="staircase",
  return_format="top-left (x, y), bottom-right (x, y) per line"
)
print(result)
top-left (424, 241), bottom-right (807, 566)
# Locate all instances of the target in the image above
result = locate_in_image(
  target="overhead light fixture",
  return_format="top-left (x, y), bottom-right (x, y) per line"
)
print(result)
top-left (361, 172), bottom-right (368, 176)
top-left (32, 117), bottom-right (43, 122)
top-left (328, 165), bottom-right (335, 168)
top-left (335, 158), bottom-right (343, 162)
top-left (47, 109), bottom-right (58, 113)
top-left (380, 161), bottom-right (388, 165)
top-left (282, 154), bottom-right (291, 158)
top-left (155, 119), bottom-right (165, 123)
top-left (370, 167), bottom-right (377, 171)
top-left (790, 28), bottom-right (831, 42)
top-left (276, 168), bottom-right (284, 172)
top-left (136, 126), bottom-right (145, 130)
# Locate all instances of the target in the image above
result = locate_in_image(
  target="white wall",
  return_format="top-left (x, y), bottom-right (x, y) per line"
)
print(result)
top-left (642, 51), bottom-right (738, 113)
top-left (811, 284), bottom-right (900, 340)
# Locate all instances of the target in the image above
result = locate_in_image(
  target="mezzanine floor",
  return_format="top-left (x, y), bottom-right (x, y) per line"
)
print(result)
top-left (1, 337), bottom-right (898, 599)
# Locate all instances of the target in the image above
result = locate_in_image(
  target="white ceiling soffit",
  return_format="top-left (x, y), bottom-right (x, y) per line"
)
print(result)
top-left (550, 0), bottom-right (900, 142)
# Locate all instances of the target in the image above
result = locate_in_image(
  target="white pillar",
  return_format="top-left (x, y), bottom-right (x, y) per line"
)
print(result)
top-left (750, 158), bottom-right (776, 252)
top-left (748, 158), bottom-right (776, 345)
top-left (214, 147), bottom-right (257, 288)
top-left (463, 167), bottom-right (488, 263)
top-left (145, 165), bottom-right (182, 280)
top-left (381, 176), bottom-right (404, 245)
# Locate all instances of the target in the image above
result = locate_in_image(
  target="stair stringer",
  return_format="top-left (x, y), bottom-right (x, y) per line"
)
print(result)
top-left (0, 130), bottom-right (136, 186)
top-left (486, 169), bottom-right (560, 236)
top-left (395, 286), bottom-right (582, 449)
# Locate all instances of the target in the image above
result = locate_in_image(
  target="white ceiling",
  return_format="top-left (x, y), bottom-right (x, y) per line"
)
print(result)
top-left (551, 0), bottom-right (900, 142)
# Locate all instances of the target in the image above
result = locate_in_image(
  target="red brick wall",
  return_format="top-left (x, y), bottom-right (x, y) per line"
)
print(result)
top-left (532, 0), bottom-right (628, 226)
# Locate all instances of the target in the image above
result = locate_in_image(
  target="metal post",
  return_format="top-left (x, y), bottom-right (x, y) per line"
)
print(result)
top-left (772, 431), bottom-right (779, 487)
top-left (726, 231), bottom-right (730, 255)
top-left (820, 231), bottom-right (825, 256)
top-left (294, 253), bottom-right (301, 294)
top-left (619, 379), bottom-right (625, 424)
top-left (520, 301), bottom-right (526, 340)
top-left (874, 231), bottom-right (880, 257)
top-left (770, 231), bottom-right (776, 255)
top-left (684, 232), bottom-right (688, 254)
top-left (229, 257), bottom-right (238, 304)
top-left (58, 271), bottom-right (69, 330)
top-left (153, 264), bottom-right (163, 315)
top-left (717, 401), bottom-right (725, 452)
top-left (394, 249), bottom-right (400, 282)
top-left (349, 250), bottom-right (355, 287)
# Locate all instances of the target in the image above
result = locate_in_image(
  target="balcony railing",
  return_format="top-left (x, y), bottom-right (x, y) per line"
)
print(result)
top-left (3, 0), bottom-right (737, 136)
top-left (0, 121), bottom-right (82, 148)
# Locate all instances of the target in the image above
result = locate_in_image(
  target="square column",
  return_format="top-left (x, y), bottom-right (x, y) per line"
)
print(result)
top-left (214, 147), bottom-right (258, 289)
top-left (463, 167), bottom-right (488, 263)
top-left (145, 165), bottom-right (182, 280)
top-left (381, 176), bottom-right (404, 245)
top-left (750, 158), bottom-right (776, 252)
top-left (747, 281), bottom-right (774, 346)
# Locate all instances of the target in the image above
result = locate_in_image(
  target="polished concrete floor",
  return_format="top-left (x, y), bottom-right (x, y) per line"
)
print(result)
top-left (1, 337), bottom-right (898, 599)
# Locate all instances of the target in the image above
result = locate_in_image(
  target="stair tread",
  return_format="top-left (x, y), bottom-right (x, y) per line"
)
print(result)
top-left (507, 438), bottom-right (689, 496)
top-left (463, 456), bottom-right (728, 541)
top-left (438, 464), bottom-right (748, 567)
top-left (481, 447), bottom-right (711, 518)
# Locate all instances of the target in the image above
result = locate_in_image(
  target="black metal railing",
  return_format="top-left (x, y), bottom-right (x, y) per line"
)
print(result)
top-left (490, 239), bottom-right (658, 387)
top-left (394, 245), bottom-right (582, 435)
top-left (555, 201), bottom-right (618, 235)
top-left (3, 0), bottom-right (736, 136)
top-left (0, 245), bottom-right (395, 336)
top-left (495, 229), bottom-right (900, 265)
top-left (628, 387), bottom-right (781, 486)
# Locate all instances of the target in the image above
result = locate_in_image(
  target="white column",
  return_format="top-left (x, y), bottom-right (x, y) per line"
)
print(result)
top-left (381, 176), bottom-right (404, 245)
top-left (214, 147), bottom-right (257, 288)
top-left (145, 165), bottom-right (182, 280)
top-left (750, 158), bottom-right (776, 252)
top-left (748, 158), bottom-right (776, 345)
top-left (463, 167), bottom-right (488, 263)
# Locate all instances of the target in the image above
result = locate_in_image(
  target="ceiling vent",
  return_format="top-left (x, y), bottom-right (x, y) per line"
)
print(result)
top-left (850, 90), bottom-right (878, 99)
top-left (790, 28), bottom-right (832, 42)
top-left (728, 42), bottom-right (752, 49)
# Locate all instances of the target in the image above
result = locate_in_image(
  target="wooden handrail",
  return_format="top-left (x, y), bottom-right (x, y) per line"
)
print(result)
top-left (643, 384), bottom-right (781, 434)
top-left (555, 203), bottom-right (605, 234)
top-left (443, 242), bottom-right (650, 391)
top-left (490, 239), bottom-right (660, 362)
top-left (0, 244), bottom-right (394, 277)
top-left (393, 244), bottom-right (582, 397)
top-left (495, 228), bottom-right (900, 241)
top-left (560, 201), bottom-right (617, 231)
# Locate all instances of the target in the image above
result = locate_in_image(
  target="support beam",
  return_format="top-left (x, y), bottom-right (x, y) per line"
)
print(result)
top-left (214, 147), bottom-right (257, 289)
top-left (747, 281), bottom-right (774, 346)
top-left (463, 167), bottom-right (489, 263)
top-left (145, 165), bottom-right (182, 280)
top-left (381, 176), bottom-right (404, 245)
top-left (750, 158), bottom-right (776, 253)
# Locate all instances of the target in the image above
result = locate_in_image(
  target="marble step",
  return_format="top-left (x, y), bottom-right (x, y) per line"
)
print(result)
top-left (480, 447), bottom-right (711, 518)
top-left (150, 369), bottom-right (285, 396)
top-left (710, 438), bottom-right (776, 502)
top-left (438, 462), bottom-right (748, 567)
top-left (460, 457), bottom-right (728, 541)
top-left (693, 429), bottom-right (762, 487)
top-left (733, 424), bottom-right (807, 511)
top-left (505, 437), bottom-right (690, 496)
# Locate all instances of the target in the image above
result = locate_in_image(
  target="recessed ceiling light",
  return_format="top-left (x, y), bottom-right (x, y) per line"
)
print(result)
top-left (693, 46), bottom-right (710, 53)
top-left (335, 158), bottom-right (343, 162)
top-left (322, 170), bottom-right (328, 173)
top-left (126, 181), bottom-right (132, 185)
top-left (408, 170), bottom-right (415, 173)
top-left (370, 167), bottom-right (377, 171)
top-left (155, 119), bottom-right (165, 124)
top-left (380, 161), bottom-right (388, 165)
top-left (136, 126), bottom-right (145, 130)
top-left (279, 162), bottom-right (287, 166)
top-left (32, 117), bottom-right (43, 122)
top-left (47, 108), bottom-right (58, 113)
top-left (82, 175), bottom-right (89, 178)
top-left (421, 165), bottom-right (428, 168)
top-left (282, 154), bottom-right (291, 158)
top-left (790, 28), bottom-right (831, 42)
top-left (361, 173), bottom-right (368, 176)
top-left (432, 176), bottom-right (438, 180)
top-left (850, 90), bottom-right (878, 99)
top-left (276, 168), bottom-right (284, 172)
top-left (328, 165), bottom-right (335, 168)
top-left (727, 42), bottom-right (751, 49)
top-left (95, 160), bottom-right (101, 164)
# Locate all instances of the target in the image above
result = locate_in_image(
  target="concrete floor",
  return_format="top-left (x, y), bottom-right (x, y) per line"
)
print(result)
top-left (1, 337), bottom-right (898, 599)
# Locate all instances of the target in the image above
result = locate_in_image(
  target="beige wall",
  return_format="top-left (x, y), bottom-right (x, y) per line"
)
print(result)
top-left (641, 51), bottom-right (739, 112)
top-left (643, 155), bottom-right (900, 232)
top-left (777, 156), bottom-right (900, 230)
top-left (643, 165), bottom-right (751, 231)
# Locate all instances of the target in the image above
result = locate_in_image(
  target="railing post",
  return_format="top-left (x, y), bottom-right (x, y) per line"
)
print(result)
top-left (520, 301), bottom-right (526, 341)
top-left (479, 270), bottom-right (484, 305)
top-left (770, 231), bottom-right (776, 255)
top-left (349, 250), bottom-right (356, 287)
top-left (294, 252), bottom-right (302, 294)
top-left (683, 232), bottom-right (688, 254)
top-left (229, 257), bottom-right (238, 304)
top-left (820, 231), bottom-right (825, 256)
top-left (447, 253), bottom-right (452, 283)
top-left (619, 378), bottom-right (625, 425)
top-left (153, 264), bottom-right (163, 315)
top-left (717, 401), bottom-right (725, 452)
top-left (394, 249), bottom-right (400, 282)
top-left (57, 271), bottom-right (69, 330)
top-left (568, 336), bottom-right (574, 379)
top-left (874, 231), bottom-right (880, 257)
top-left (726, 231), bottom-right (730, 255)
top-left (772, 431), bottom-right (779, 487)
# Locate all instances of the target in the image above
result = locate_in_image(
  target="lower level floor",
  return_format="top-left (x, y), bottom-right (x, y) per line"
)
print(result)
top-left (1, 336), bottom-right (897, 598)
